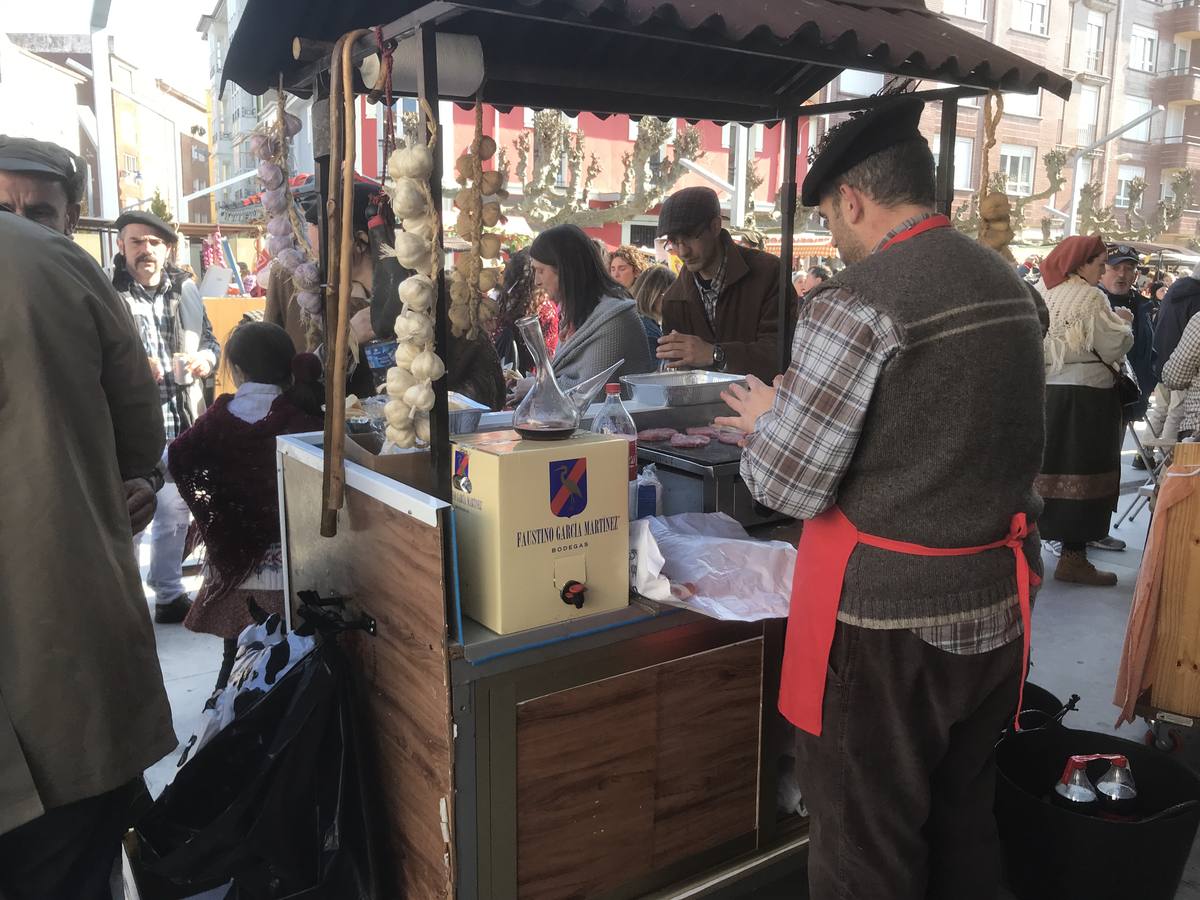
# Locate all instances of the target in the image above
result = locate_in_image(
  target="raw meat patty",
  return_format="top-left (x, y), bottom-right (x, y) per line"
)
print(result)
top-left (685, 426), bottom-right (720, 437)
top-left (637, 427), bottom-right (678, 442)
top-left (717, 430), bottom-right (746, 445)
top-left (670, 433), bottom-right (711, 448)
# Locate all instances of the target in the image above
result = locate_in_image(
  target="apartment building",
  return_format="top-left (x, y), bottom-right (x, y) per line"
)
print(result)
top-left (198, 0), bottom-right (267, 222)
top-left (814, 0), bottom-right (1198, 242)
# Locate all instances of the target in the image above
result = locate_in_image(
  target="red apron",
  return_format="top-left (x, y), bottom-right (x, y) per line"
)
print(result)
top-left (778, 214), bottom-right (1037, 737)
top-left (778, 505), bottom-right (1037, 736)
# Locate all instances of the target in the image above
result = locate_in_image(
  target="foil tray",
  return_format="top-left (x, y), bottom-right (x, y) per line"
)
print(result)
top-left (620, 370), bottom-right (747, 407)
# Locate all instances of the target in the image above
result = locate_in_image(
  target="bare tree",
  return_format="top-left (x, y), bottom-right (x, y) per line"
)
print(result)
top-left (497, 112), bottom-right (704, 231)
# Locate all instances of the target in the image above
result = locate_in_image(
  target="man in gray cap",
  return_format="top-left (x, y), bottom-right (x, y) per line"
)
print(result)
top-left (718, 96), bottom-right (1045, 900)
top-left (655, 185), bottom-right (792, 383)
top-left (113, 209), bottom-right (220, 624)
top-left (0, 135), bottom-right (87, 235)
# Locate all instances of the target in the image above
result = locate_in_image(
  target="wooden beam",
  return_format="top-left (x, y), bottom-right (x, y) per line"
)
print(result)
top-left (936, 96), bottom-right (960, 217)
top-left (777, 111), bottom-right (800, 377)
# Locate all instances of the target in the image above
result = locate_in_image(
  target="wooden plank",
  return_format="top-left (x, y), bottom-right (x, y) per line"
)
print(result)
top-left (282, 456), bottom-right (454, 899)
top-left (201, 297), bottom-right (265, 395)
top-left (515, 669), bottom-right (658, 900)
top-left (1148, 442), bottom-right (1200, 716)
top-left (652, 640), bottom-right (763, 868)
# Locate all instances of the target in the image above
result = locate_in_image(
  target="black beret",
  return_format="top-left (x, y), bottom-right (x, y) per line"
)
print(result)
top-left (0, 135), bottom-right (87, 204)
top-left (658, 186), bottom-right (721, 237)
top-left (113, 210), bottom-right (178, 243)
top-left (801, 96), bottom-right (926, 207)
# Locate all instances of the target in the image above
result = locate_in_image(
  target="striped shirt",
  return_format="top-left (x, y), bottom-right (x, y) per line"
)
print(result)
top-left (740, 214), bottom-right (1021, 655)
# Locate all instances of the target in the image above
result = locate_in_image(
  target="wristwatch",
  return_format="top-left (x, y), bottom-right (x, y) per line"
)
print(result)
top-left (712, 344), bottom-right (726, 371)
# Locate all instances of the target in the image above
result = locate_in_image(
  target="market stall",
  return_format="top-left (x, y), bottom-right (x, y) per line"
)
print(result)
top-left (219, 3), bottom-right (1070, 896)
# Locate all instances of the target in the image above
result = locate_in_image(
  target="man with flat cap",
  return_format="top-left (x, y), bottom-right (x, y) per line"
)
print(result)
top-left (113, 209), bottom-right (221, 624)
top-left (655, 185), bottom-right (793, 382)
top-left (0, 135), bottom-right (88, 235)
top-left (718, 96), bottom-right (1045, 900)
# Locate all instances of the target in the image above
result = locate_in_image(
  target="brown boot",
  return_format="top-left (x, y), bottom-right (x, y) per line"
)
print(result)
top-left (1054, 549), bottom-right (1118, 586)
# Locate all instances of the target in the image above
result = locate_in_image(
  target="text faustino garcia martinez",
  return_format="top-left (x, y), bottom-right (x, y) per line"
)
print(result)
top-left (515, 515), bottom-right (621, 548)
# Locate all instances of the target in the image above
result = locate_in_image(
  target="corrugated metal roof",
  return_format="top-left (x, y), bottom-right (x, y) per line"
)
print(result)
top-left (223, 0), bottom-right (1071, 120)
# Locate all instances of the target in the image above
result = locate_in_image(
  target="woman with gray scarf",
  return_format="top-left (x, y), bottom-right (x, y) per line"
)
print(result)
top-left (511, 224), bottom-right (653, 400)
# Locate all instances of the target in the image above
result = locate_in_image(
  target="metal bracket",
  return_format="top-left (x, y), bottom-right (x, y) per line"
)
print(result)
top-left (296, 589), bottom-right (378, 636)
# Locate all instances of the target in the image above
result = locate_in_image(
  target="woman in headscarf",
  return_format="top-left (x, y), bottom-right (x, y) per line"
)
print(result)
top-left (1036, 234), bottom-right (1135, 586)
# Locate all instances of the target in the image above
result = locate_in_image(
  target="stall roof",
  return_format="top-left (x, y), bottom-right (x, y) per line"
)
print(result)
top-left (222, 0), bottom-right (1072, 122)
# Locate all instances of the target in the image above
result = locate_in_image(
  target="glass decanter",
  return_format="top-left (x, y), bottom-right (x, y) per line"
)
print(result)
top-left (512, 315), bottom-right (623, 440)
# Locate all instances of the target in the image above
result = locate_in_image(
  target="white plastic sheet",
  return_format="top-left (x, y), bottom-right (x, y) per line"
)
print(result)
top-left (630, 512), bottom-right (794, 621)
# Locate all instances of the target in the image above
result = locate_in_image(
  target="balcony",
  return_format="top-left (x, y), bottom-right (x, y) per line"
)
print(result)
top-left (1159, 135), bottom-right (1200, 169)
top-left (1077, 124), bottom-right (1099, 147)
top-left (1153, 67), bottom-right (1200, 105)
top-left (1159, 0), bottom-right (1200, 39)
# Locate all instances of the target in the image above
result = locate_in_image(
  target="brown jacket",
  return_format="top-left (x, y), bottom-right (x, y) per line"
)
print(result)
top-left (0, 213), bottom-right (174, 835)
top-left (661, 231), bottom-right (794, 382)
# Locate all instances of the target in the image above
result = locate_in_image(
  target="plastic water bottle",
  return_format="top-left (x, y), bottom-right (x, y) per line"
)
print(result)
top-left (591, 384), bottom-right (638, 518)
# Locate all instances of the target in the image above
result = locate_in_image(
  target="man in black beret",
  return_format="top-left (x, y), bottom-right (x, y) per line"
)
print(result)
top-left (113, 209), bottom-right (220, 624)
top-left (655, 185), bottom-right (793, 382)
top-left (718, 95), bottom-right (1046, 900)
top-left (0, 135), bottom-right (87, 235)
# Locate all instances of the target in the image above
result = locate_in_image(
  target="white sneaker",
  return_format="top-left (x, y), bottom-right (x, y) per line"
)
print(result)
top-left (1043, 540), bottom-right (1062, 558)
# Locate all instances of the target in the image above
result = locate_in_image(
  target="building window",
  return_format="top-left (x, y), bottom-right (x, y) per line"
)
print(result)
top-left (943, 0), bottom-right (985, 20)
top-left (1085, 11), bottom-right (1105, 74)
top-left (1003, 91), bottom-right (1041, 118)
top-left (123, 153), bottom-right (138, 172)
top-left (629, 223), bottom-right (658, 247)
top-left (1130, 25), bottom-right (1158, 74)
top-left (1174, 39), bottom-right (1190, 73)
top-left (1123, 96), bottom-right (1153, 141)
top-left (1011, 0), bottom-right (1048, 36)
top-left (839, 69), bottom-right (885, 96)
top-left (1116, 165), bottom-right (1146, 208)
top-left (629, 117), bottom-right (677, 144)
top-left (191, 145), bottom-right (207, 162)
top-left (1167, 105), bottom-right (1185, 140)
top-left (1078, 85), bottom-right (1100, 146)
top-left (999, 144), bottom-right (1036, 196)
top-left (935, 136), bottom-right (976, 190)
top-left (932, 82), bottom-right (979, 107)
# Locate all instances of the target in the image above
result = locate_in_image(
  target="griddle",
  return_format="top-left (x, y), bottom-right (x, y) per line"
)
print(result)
top-left (637, 437), bottom-right (742, 470)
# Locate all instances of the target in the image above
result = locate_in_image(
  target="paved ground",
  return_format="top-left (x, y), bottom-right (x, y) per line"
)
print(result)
top-left (142, 429), bottom-right (1200, 899)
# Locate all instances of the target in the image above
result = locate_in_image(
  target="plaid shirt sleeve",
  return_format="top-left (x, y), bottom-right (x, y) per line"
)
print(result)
top-left (739, 286), bottom-right (901, 520)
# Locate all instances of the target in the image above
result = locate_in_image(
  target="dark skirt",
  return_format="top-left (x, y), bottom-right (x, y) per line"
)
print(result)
top-left (1035, 384), bottom-right (1122, 544)
top-left (185, 587), bottom-right (284, 639)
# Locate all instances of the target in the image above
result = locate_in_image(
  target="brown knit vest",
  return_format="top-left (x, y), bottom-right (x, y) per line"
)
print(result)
top-left (830, 227), bottom-right (1046, 628)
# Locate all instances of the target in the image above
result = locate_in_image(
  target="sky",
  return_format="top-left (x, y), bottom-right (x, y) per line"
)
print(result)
top-left (4, 0), bottom-right (216, 99)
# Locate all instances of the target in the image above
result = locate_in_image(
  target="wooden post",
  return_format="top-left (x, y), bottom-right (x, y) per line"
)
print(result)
top-left (936, 97), bottom-right (959, 218)
top-left (777, 112), bottom-right (800, 377)
top-left (418, 24), bottom-right (451, 504)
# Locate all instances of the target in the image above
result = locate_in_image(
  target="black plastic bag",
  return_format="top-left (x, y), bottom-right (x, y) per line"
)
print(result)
top-left (135, 630), bottom-right (378, 899)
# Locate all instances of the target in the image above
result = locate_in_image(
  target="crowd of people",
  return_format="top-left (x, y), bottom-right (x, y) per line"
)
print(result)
top-left (5, 104), bottom-right (1200, 899)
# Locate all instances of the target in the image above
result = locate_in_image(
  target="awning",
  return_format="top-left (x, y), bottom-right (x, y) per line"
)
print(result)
top-left (222, 0), bottom-right (1072, 122)
top-left (767, 238), bottom-right (836, 258)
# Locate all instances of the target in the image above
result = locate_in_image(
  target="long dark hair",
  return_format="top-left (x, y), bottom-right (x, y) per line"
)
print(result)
top-left (529, 224), bottom-right (628, 333)
top-left (224, 321), bottom-right (324, 417)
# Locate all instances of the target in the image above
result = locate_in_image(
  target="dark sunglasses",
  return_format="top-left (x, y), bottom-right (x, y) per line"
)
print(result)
top-left (1107, 244), bottom-right (1138, 261)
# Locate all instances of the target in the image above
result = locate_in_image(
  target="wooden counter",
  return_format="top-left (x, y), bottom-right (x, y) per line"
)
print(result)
top-left (277, 435), bottom-right (805, 898)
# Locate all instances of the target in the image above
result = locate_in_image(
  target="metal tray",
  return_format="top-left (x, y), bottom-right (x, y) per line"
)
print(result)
top-left (620, 371), bottom-right (746, 407)
top-left (449, 392), bottom-right (490, 434)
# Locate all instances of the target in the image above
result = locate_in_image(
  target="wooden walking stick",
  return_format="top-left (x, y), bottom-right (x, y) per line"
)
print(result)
top-left (320, 29), bottom-right (369, 537)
